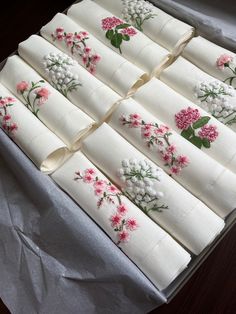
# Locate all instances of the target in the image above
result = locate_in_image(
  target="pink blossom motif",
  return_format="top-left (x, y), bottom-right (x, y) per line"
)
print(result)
top-left (0, 96), bottom-right (18, 136)
top-left (120, 113), bottom-right (190, 175)
top-left (121, 27), bottom-right (137, 36)
top-left (170, 166), bottom-right (181, 175)
top-left (102, 17), bottom-right (124, 30)
top-left (51, 28), bottom-right (101, 75)
top-left (198, 125), bottom-right (219, 142)
top-left (74, 168), bottom-right (139, 246)
top-left (36, 87), bottom-right (50, 105)
top-left (16, 81), bottom-right (29, 92)
top-left (175, 107), bottom-right (201, 130)
top-left (216, 54), bottom-right (234, 70)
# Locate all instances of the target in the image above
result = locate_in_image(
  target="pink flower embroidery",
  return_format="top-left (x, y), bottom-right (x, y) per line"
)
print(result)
top-left (83, 174), bottom-right (94, 183)
top-left (0, 96), bottom-right (18, 136)
top-left (121, 27), bottom-right (137, 36)
top-left (117, 204), bottom-right (128, 216)
top-left (16, 81), bottom-right (29, 92)
top-left (216, 54), bottom-right (234, 70)
top-left (118, 230), bottom-right (130, 243)
top-left (85, 168), bottom-right (96, 175)
top-left (175, 107), bottom-right (201, 130)
top-left (126, 218), bottom-right (139, 231)
top-left (198, 125), bottom-right (219, 142)
top-left (36, 87), bottom-right (50, 105)
top-left (102, 17), bottom-right (124, 30)
top-left (110, 213), bottom-right (122, 227)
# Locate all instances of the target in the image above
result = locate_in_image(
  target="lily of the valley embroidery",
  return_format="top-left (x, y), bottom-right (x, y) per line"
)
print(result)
top-left (216, 54), bottom-right (236, 87)
top-left (101, 16), bottom-right (137, 54)
top-left (175, 107), bottom-right (219, 149)
top-left (120, 113), bottom-right (190, 175)
top-left (17, 80), bottom-right (50, 117)
top-left (43, 52), bottom-right (82, 98)
top-left (117, 159), bottom-right (168, 214)
top-left (74, 168), bottom-right (139, 245)
top-left (51, 28), bottom-right (101, 74)
top-left (0, 96), bottom-right (18, 136)
top-left (121, 0), bottom-right (156, 32)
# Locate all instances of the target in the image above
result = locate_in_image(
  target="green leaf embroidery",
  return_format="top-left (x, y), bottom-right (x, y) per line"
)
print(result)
top-left (181, 126), bottom-right (194, 139)
top-left (202, 138), bottom-right (211, 148)
top-left (192, 116), bottom-right (210, 129)
top-left (115, 23), bottom-right (130, 30)
top-left (106, 29), bottom-right (114, 39)
top-left (122, 34), bottom-right (130, 41)
top-left (189, 136), bottom-right (202, 148)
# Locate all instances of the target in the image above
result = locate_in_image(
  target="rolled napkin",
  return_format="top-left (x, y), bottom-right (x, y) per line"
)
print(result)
top-left (183, 36), bottom-right (236, 89)
top-left (18, 35), bottom-right (121, 122)
top-left (40, 13), bottom-right (148, 96)
top-left (51, 150), bottom-right (191, 290)
top-left (67, 0), bottom-right (171, 76)
top-left (0, 83), bottom-right (69, 173)
top-left (81, 123), bottom-right (225, 254)
top-left (93, 0), bottom-right (194, 55)
top-left (160, 56), bottom-right (236, 132)
top-left (0, 55), bottom-right (94, 151)
top-left (133, 78), bottom-right (236, 174)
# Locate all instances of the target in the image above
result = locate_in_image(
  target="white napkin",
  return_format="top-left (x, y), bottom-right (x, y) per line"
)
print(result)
top-left (81, 123), bottom-right (225, 253)
top-left (94, 0), bottom-right (194, 54)
top-left (0, 83), bottom-right (69, 172)
top-left (18, 35), bottom-right (121, 122)
top-left (67, 0), bottom-right (171, 76)
top-left (51, 150), bottom-right (191, 290)
top-left (183, 36), bottom-right (236, 89)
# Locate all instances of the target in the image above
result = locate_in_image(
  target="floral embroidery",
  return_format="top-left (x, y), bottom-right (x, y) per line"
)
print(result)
top-left (216, 54), bottom-right (236, 87)
top-left (120, 113), bottom-right (190, 175)
top-left (101, 16), bottom-right (137, 54)
top-left (175, 107), bottom-right (219, 149)
top-left (43, 52), bottom-right (82, 98)
top-left (74, 168), bottom-right (139, 245)
top-left (195, 81), bottom-right (236, 126)
top-left (0, 96), bottom-right (18, 136)
top-left (121, 0), bottom-right (156, 32)
top-left (117, 159), bottom-right (168, 214)
top-left (17, 80), bottom-right (50, 117)
top-left (51, 28), bottom-right (101, 75)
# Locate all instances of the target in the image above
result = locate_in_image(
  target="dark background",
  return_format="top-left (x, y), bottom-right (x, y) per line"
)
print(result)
top-left (0, 1), bottom-right (236, 313)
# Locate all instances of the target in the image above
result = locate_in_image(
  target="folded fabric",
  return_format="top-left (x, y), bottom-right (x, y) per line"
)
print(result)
top-left (133, 78), bottom-right (236, 174)
top-left (18, 35), bottom-right (120, 122)
top-left (81, 123), bottom-right (225, 254)
top-left (0, 83), bottom-right (69, 172)
top-left (160, 56), bottom-right (236, 132)
top-left (93, 0), bottom-right (194, 55)
top-left (182, 36), bottom-right (236, 89)
top-left (51, 150), bottom-right (191, 290)
top-left (67, 0), bottom-right (171, 76)
top-left (40, 13), bottom-right (147, 97)
top-left (0, 55), bottom-right (94, 151)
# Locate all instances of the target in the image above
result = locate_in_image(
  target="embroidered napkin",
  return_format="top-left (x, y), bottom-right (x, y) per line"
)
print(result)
top-left (18, 35), bottom-right (121, 122)
top-left (67, 0), bottom-right (171, 76)
top-left (133, 78), bottom-right (236, 174)
top-left (51, 150), bottom-right (191, 291)
top-left (183, 36), bottom-right (236, 89)
top-left (40, 13), bottom-right (147, 96)
top-left (0, 83), bottom-right (69, 172)
top-left (81, 123), bottom-right (225, 254)
top-left (93, 0), bottom-right (195, 55)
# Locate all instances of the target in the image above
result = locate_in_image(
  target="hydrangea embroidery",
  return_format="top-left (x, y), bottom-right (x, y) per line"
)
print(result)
top-left (74, 168), bottom-right (139, 245)
top-left (117, 159), bottom-right (168, 214)
top-left (175, 107), bottom-right (219, 149)
top-left (101, 16), bottom-right (137, 54)
top-left (43, 52), bottom-right (82, 98)
top-left (51, 28), bottom-right (101, 75)
top-left (120, 113), bottom-right (190, 175)
top-left (16, 80), bottom-right (50, 117)
top-left (0, 96), bottom-right (18, 136)
top-left (216, 54), bottom-right (236, 87)
top-left (195, 81), bottom-right (236, 126)
top-left (121, 0), bottom-right (156, 32)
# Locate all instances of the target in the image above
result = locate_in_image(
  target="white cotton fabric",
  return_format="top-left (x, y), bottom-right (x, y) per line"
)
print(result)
top-left (18, 35), bottom-right (120, 122)
top-left (67, 0), bottom-right (171, 76)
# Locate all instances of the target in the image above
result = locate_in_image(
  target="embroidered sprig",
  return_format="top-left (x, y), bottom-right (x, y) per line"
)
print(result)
top-left (117, 159), bottom-right (168, 214)
top-left (101, 16), bottom-right (137, 54)
top-left (120, 113), bottom-right (189, 175)
top-left (216, 54), bottom-right (236, 87)
top-left (43, 52), bottom-right (82, 98)
top-left (51, 28), bottom-right (101, 74)
top-left (0, 96), bottom-right (18, 136)
top-left (175, 107), bottom-right (219, 149)
top-left (16, 80), bottom-right (50, 117)
top-left (74, 168), bottom-right (139, 245)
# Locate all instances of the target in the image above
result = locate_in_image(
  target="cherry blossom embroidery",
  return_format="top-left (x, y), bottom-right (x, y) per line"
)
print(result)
top-left (216, 54), bottom-right (236, 87)
top-left (121, 0), bottom-right (156, 32)
top-left (51, 28), bottom-right (101, 75)
top-left (43, 52), bottom-right (82, 98)
top-left (117, 159), bottom-right (168, 214)
top-left (0, 96), bottom-right (18, 136)
top-left (194, 81), bottom-right (236, 126)
top-left (74, 168), bottom-right (139, 245)
top-left (101, 16), bottom-right (137, 54)
top-left (120, 113), bottom-right (189, 175)
top-left (175, 107), bottom-right (219, 149)
top-left (17, 80), bottom-right (50, 117)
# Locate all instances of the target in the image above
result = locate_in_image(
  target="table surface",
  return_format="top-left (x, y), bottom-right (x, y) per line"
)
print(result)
top-left (1, 1), bottom-right (236, 313)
